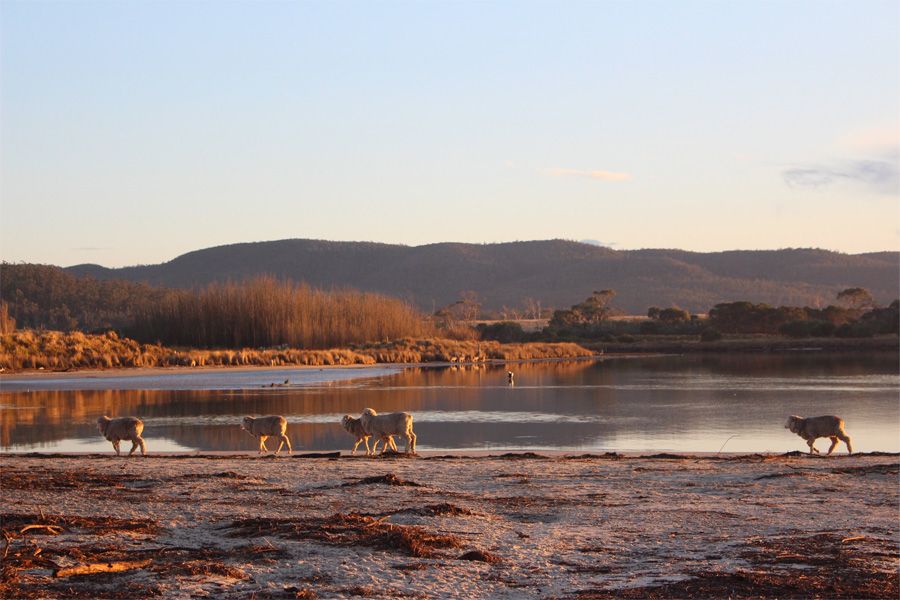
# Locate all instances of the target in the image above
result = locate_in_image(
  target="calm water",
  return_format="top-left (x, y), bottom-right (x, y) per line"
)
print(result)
top-left (2, 354), bottom-right (898, 454)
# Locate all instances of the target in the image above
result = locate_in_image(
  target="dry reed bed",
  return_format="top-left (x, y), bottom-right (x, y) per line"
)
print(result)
top-left (128, 276), bottom-right (431, 349)
top-left (0, 330), bottom-right (593, 371)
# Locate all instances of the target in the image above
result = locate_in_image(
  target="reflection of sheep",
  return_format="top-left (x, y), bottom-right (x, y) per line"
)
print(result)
top-left (507, 371), bottom-right (514, 385)
top-left (785, 415), bottom-right (853, 455)
top-left (96, 416), bottom-right (146, 456)
top-left (341, 415), bottom-right (395, 456)
top-left (241, 415), bottom-right (292, 455)
top-left (361, 408), bottom-right (416, 454)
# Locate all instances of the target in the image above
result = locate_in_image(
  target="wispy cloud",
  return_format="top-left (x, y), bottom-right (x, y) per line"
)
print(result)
top-left (543, 167), bottom-right (631, 182)
top-left (783, 158), bottom-right (898, 195)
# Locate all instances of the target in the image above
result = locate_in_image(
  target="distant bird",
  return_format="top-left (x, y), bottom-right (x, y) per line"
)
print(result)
top-left (507, 371), bottom-right (515, 385)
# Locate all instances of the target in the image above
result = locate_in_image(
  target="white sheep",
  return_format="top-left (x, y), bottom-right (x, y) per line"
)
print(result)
top-left (96, 416), bottom-right (146, 456)
top-left (785, 415), bottom-right (853, 455)
top-left (360, 408), bottom-right (416, 454)
top-left (241, 415), bottom-right (292, 455)
top-left (340, 415), bottom-right (396, 456)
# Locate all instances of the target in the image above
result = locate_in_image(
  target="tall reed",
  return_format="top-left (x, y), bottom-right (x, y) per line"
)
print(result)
top-left (127, 276), bottom-right (431, 349)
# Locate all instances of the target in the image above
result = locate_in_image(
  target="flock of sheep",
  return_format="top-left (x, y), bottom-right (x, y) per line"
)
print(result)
top-left (96, 411), bottom-right (852, 458)
top-left (95, 407), bottom-right (418, 457)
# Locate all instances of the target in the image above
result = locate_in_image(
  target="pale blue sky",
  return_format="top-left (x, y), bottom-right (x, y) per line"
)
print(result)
top-left (1, 0), bottom-right (898, 267)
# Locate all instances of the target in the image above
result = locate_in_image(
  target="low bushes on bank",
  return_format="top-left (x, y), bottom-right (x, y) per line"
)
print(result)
top-left (0, 331), bottom-right (595, 372)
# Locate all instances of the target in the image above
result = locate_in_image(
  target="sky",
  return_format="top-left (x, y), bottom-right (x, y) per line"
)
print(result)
top-left (1, 0), bottom-right (898, 268)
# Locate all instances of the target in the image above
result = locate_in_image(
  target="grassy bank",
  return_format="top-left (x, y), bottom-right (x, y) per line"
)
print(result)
top-left (0, 330), bottom-right (594, 372)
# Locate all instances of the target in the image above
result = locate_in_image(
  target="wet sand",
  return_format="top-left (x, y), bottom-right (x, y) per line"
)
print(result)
top-left (2, 452), bottom-right (897, 599)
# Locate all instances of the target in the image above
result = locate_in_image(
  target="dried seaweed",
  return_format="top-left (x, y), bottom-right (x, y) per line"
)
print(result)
top-left (341, 473), bottom-right (422, 487)
top-left (225, 513), bottom-right (462, 557)
top-left (575, 532), bottom-right (899, 599)
top-left (457, 549), bottom-right (501, 563)
top-left (398, 503), bottom-right (477, 517)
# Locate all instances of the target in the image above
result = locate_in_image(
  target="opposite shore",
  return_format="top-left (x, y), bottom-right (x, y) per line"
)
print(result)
top-left (2, 329), bottom-right (896, 375)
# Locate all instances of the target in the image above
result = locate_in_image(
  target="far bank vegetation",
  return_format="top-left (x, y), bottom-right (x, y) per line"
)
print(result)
top-left (0, 330), bottom-right (592, 371)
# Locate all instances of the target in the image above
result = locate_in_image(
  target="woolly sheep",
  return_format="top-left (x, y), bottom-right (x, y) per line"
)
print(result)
top-left (340, 415), bottom-right (396, 456)
top-left (785, 415), bottom-right (853, 455)
top-left (241, 415), bottom-right (292, 455)
top-left (96, 416), bottom-right (146, 457)
top-left (360, 408), bottom-right (416, 454)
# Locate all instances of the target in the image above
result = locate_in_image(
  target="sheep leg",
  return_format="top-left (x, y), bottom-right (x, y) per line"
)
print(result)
top-left (384, 436), bottom-right (397, 452)
top-left (371, 438), bottom-right (381, 455)
top-left (407, 431), bottom-right (417, 454)
top-left (137, 436), bottom-right (146, 456)
top-left (837, 432), bottom-right (853, 454)
top-left (259, 436), bottom-right (269, 454)
top-left (279, 434), bottom-right (292, 455)
top-left (363, 436), bottom-right (372, 456)
top-left (351, 438), bottom-right (362, 455)
top-left (807, 439), bottom-right (819, 454)
top-left (112, 440), bottom-right (121, 456)
top-left (128, 439), bottom-right (140, 456)
top-left (827, 437), bottom-right (839, 455)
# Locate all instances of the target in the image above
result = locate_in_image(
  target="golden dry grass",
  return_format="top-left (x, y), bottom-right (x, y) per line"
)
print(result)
top-left (0, 330), bottom-right (594, 371)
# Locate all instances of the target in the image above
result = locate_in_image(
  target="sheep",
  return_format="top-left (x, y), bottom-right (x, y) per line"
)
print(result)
top-left (340, 415), bottom-right (396, 456)
top-left (785, 415), bottom-right (853, 455)
top-left (507, 371), bottom-right (515, 385)
top-left (96, 416), bottom-right (146, 457)
top-left (241, 415), bottom-right (292, 455)
top-left (360, 408), bottom-right (416, 454)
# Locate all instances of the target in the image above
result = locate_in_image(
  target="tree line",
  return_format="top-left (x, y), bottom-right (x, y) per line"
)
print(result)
top-left (3, 263), bottom-right (897, 347)
top-left (478, 288), bottom-right (899, 342)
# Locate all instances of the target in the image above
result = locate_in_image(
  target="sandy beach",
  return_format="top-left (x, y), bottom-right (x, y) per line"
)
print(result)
top-left (2, 451), bottom-right (897, 599)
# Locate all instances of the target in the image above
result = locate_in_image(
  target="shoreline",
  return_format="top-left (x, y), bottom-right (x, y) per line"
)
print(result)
top-left (3, 449), bottom-right (896, 459)
top-left (3, 451), bottom-right (896, 599)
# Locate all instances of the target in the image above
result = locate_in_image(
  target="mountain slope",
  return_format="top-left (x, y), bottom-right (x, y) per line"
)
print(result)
top-left (65, 239), bottom-right (900, 313)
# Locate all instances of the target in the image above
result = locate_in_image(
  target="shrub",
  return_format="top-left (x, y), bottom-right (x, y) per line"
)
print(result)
top-left (779, 320), bottom-right (835, 338)
top-left (834, 322), bottom-right (877, 338)
top-left (700, 328), bottom-right (723, 342)
top-left (477, 322), bottom-right (526, 343)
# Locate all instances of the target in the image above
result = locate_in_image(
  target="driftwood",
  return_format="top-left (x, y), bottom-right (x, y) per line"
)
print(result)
top-left (20, 524), bottom-right (63, 535)
top-left (841, 535), bottom-right (866, 544)
top-left (54, 558), bottom-right (152, 578)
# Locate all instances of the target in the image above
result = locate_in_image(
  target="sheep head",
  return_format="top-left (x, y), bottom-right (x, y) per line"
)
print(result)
top-left (785, 415), bottom-right (803, 434)
top-left (96, 416), bottom-right (111, 436)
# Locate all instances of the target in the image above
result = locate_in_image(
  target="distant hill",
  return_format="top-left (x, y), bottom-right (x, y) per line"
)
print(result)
top-left (65, 239), bottom-right (899, 314)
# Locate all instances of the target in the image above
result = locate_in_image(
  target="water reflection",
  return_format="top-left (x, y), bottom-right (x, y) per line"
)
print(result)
top-left (2, 354), bottom-right (898, 453)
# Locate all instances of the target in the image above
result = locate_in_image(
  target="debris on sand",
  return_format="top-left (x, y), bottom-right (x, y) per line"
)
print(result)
top-left (457, 550), bottom-right (502, 563)
top-left (342, 473), bottom-right (423, 487)
top-left (54, 559), bottom-right (153, 578)
top-left (400, 503), bottom-right (477, 517)
top-left (497, 452), bottom-right (545, 460)
top-left (225, 513), bottom-right (462, 558)
top-left (575, 532), bottom-right (899, 599)
top-left (1, 513), bottom-right (159, 536)
top-left (2, 453), bottom-right (896, 599)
